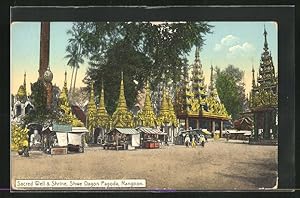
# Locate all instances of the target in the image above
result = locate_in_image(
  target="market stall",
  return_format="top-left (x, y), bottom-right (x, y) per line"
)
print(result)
top-left (41, 124), bottom-right (88, 154)
top-left (136, 127), bottom-right (166, 149)
top-left (104, 128), bottom-right (140, 150)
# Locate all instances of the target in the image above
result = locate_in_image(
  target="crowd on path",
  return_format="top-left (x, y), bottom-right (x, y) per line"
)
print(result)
top-left (184, 133), bottom-right (207, 148)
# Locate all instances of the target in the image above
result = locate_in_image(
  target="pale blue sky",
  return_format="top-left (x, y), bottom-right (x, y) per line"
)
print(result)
top-left (11, 21), bottom-right (277, 95)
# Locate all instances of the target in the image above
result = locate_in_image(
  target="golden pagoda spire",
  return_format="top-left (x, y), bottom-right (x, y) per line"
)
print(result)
top-left (195, 45), bottom-right (200, 63)
top-left (97, 80), bottom-right (110, 128)
top-left (112, 72), bottom-right (134, 128)
top-left (117, 71), bottom-right (127, 110)
top-left (64, 71), bottom-right (67, 87)
top-left (137, 81), bottom-right (157, 128)
top-left (58, 71), bottom-right (84, 127)
top-left (157, 86), bottom-right (170, 126)
top-left (87, 82), bottom-right (98, 131)
top-left (263, 24), bottom-right (269, 51)
top-left (17, 72), bottom-right (27, 101)
top-left (23, 72), bottom-right (27, 93)
top-left (166, 90), bottom-right (179, 127)
top-left (59, 71), bottom-right (69, 101)
top-left (191, 46), bottom-right (206, 100)
top-left (252, 64), bottom-right (256, 88)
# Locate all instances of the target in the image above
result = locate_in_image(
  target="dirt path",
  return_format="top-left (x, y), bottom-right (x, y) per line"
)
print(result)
top-left (11, 140), bottom-right (277, 190)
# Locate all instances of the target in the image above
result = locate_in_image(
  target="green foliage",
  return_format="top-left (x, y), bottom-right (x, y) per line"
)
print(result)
top-left (67, 22), bottom-right (213, 113)
top-left (11, 123), bottom-right (29, 151)
top-left (24, 80), bottom-right (63, 127)
top-left (215, 65), bottom-right (247, 120)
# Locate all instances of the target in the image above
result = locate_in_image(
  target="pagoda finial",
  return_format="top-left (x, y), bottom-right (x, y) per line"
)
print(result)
top-left (90, 81), bottom-right (95, 103)
top-left (64, 71), bottom-right (67, 87)
top-left (23, 72), bottom-right (26, 86)
top-left (195, 45), bottom-right (200, 62)
top-left (263, 25), bottom-right (269, 51)
top-left (210, 65), bottom-right (214, 86)
top-left (100, 80), bottom-right (105, 108)
top-left (252, 65), bottom-right (256, 88)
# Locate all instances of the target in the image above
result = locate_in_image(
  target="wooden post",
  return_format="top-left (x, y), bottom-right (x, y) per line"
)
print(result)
top-left (186, 117), bottom-right (189, 130)
top-left (220, 121), bottom-right (223, 138)
top-left (116, 133), bottom-right (118, 151)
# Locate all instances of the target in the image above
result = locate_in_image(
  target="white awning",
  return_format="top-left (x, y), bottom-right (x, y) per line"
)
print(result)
top-left (71, 127), bottom-right (89, 133)
top-left (112, 128), bottom-right (139, 135)
top-left (136, 127), bottom-right (166, 135)
top-left (42, 126), bottom-right (88, 133)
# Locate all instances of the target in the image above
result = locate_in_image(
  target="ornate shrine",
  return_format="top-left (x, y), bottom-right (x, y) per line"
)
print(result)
top-left (249, 26), bottom-right (278, 140)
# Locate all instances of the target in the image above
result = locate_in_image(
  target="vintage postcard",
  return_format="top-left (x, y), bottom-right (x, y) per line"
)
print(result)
top-left (11, 20), bottom-right (278, 191)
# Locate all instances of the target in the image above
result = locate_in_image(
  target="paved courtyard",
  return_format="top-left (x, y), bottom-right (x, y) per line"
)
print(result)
top-left (11, 139), bottom-right (277, 191)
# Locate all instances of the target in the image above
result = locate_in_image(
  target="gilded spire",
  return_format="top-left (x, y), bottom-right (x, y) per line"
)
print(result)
top-left (16, 72), bottom-right (27, 101)
top-left (157, 86), bottom-right (170, 125)
top-left (99, 80), bottom-right (105, 109)
top-left (210, 65), bottom-right (213, 84)
top-left (23, 72), bottom-right (26, 89)
top-left (64, 71), bottom-right (67, 87)
top-left (195, 45), bottom-right (200, 63)
top-left (117, 71), bottom-right (127, 110)
top-left (191, 46), bottom-right (206, 100)
top-left (112, 72), bottom-right (134, 128)
top-left (137, 81), bottom-right (157, 128)
top-left (97, 80), bottom-right (110, 128)
top-left (252, 64), bottom-right (256, 88)
top-left (166, 90), bottom-right (178, 127)
top-left (263, 25), bottom-right (269, 51)
top-left (87, 81), bottom-right (98, 131)
top-left (59, 71), bottom-right (69, 101)
top-left (58, 71), bottom-right (83, 127)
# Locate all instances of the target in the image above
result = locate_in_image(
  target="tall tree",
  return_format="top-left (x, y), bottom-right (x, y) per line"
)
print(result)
top-left (215, 65), bottom-right (247, 120)
top-left (64, 43), bottom-right (84, 97)
top-left (66, 22), bottom-right (213, 114)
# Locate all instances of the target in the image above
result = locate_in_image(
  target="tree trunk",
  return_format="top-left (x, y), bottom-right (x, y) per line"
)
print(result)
top-left (73, 66), bottom-right (79, 95)
top-left (69, 66), bottom-right (75, 94)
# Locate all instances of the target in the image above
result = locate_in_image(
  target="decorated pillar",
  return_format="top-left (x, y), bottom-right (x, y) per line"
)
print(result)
top-left (220, 121), bottom-right (223, 136)
top-left (39, 22), bottom-right (50, 80)
top-left (212, 121), bottom-right (215, 133)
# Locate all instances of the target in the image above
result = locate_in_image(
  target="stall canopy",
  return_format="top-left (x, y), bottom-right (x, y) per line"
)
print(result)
top-left (107, 128), bottom-right (139, 135)
top-left (136, 127), bottom-right (167, 135)
top-left (42, 125), bottom-right (88, 147)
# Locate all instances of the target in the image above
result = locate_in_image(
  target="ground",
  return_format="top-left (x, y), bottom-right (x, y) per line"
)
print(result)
top-left (11, 139), bottom-right (278, 191)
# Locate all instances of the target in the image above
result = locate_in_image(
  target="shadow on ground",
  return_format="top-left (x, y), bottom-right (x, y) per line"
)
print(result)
top-left (218, 160), bottom-right (277, 188)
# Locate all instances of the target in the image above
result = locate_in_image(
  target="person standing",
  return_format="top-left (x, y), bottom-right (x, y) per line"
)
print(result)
top-left (184, 134), bottom-right (190, 147)
top-left (200, 135), bottom-right (205, 147)
top-left (191, 136), bottom-right (196, 148)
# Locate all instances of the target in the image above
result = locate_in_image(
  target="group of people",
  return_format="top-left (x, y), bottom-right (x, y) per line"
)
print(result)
top-left (184, 133), bottom-right (206, 148)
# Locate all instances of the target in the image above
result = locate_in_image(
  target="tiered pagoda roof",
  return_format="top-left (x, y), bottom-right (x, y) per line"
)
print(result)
top-left (97, 81), bottom-right (111, 129)
top-left (137, 82), bottom-right (157, 128)
top-left (191, 46), bottom-right (207, 101)
top-left (58, 71), bottom-right (83, 126)
top-left (250, 26), bottom-right (278, 110)
top-left (111, 72), bottom-right (134, 128)
top-left (174, 46), bottom-right (230, 120)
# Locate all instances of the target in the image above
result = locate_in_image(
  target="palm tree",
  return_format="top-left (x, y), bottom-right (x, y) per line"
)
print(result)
top-left (64, 43), bottom-right (84, 98)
